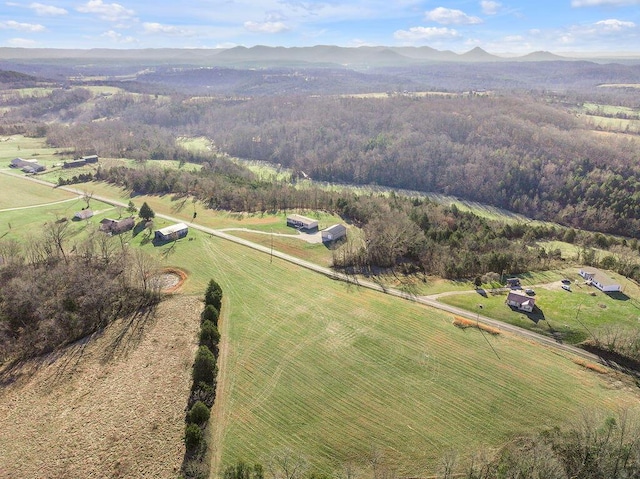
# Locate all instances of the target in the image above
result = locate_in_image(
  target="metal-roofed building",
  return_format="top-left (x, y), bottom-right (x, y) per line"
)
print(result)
top-left (154, 222), bottom-right (189, 242)
top-left (321, 224), bottom-right (347, 243)
top-left (286, 214), bottom-right (318, 231)
top-left (579, 268), bottom-right (621, 292)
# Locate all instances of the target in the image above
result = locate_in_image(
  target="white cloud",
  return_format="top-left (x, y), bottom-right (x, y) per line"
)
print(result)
top-left (244, 21), bottom-right (289, 33)
top-left (480, 1), bottom-right (501, 15)
top-left (594, 18), bottom-right (636, 31)
top-left (425, 7), bottom-right (482, 25)
top-left (0, 20), bottom-right (46, 32)
top-left (394, 26), bottom-right (461, 41)
top-left (572, 0), bottom-right (640, 6)
top-left (77, 0), bottom-right (135, 22)
top-left (29, 3), bottom-right (67, 15)
top-left (102, 30), bottom-right (136, 43)
top-left (143, 22), bottom-right (183, 35)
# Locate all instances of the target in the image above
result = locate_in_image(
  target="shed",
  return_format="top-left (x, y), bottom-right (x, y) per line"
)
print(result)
top-left (321, 224), bottom-right (347, 243)
top-left (82, 155), bottom-right (99, 163)
top-left (73, 209), bottom-right (94, 220)
top-left (579, 268), bottom-right (621, 292)
top-left (154, 222), bottom-right (188, 242)
top-left (286, 214), bottom-right (318, 231)
top-left (506, 291), bottom-right (535, 312)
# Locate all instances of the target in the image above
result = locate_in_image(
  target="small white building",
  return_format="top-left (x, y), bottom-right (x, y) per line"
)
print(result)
top-left (579, 268), bottom-right (621, 292)
top-left (321, 224), bottom-right (347, 243)
top-left (154, 222), bottom-right (188, 242)
top-left (506, 291), bottom-right (535, 312)
top-left (286, 214), bottom-right (318, 231)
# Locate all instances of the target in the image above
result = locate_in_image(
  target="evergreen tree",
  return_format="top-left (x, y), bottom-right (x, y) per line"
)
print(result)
top-left (139, 201), bottom-right (155, 221)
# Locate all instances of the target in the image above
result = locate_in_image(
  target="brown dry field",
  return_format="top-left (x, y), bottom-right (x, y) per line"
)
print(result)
top-left (0, 294), bottom-right (202, 479)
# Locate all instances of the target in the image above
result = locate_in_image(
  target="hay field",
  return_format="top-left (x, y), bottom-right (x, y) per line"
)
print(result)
top-left (151, 235), bottom-right (640, 478)
top-left (0, 295), bottom-right (201, 479)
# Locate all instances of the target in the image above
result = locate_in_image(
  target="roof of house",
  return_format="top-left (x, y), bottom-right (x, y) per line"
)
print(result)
top-left (287, 214), bottom-right (317, 224)
top-left (507, 291), bottom-right (535, 305)
top-left (74, 209), bottom-right (94, 220)
top-left (581, 268), bottom-right (619, 287)
top-left (156, 222), bottom-right (188, 236)
top-left (323, 224), bottom-right (347, 235)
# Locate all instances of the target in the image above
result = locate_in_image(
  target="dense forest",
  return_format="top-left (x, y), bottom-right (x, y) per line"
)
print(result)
top-left (17, 88), bottom-right (640, 238)
top-left (0, 227), bottom-right (161, 362)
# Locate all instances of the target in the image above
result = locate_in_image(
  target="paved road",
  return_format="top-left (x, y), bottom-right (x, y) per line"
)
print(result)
top-left (1, 170), bottom-right (603, 364)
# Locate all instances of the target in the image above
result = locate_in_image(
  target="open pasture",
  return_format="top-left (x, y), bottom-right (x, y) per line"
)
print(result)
top-left (0, 172), bottom-right (79, 209)
top-left (0, 135), bottom-right (68, 165)
top-left (172, 235), bottom-right (640, 477)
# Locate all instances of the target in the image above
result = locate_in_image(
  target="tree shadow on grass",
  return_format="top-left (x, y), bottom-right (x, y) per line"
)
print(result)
top-left (101, 301), bottom-right (158, 364)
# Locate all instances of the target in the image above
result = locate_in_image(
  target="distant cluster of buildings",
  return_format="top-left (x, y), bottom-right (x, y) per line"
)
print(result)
top-left (286, 214), bottom-right (347, 243)
top-left (9, 154), bottom-right (99, 173)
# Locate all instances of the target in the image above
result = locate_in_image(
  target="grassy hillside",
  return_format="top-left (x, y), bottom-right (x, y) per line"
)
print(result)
top-left (168, 234), bottom-right (640, 477)
top-left (0, 295), bottom-right (201, 479)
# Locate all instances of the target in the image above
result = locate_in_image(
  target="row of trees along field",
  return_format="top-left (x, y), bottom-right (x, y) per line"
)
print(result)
top-left (15, 88), bottom-right (639, 238)
top-left (0, 224), bottom-right (161, 362)
top-left (91, 162), bottom-right (640, 284)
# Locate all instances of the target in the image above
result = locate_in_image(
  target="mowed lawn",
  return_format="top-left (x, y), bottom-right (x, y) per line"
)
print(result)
top-left (0, 172), bottom-right (79, 209)
top-left (439, 269), bottom-right (640, 344)
top-left (150, 235), bottom-right (640, 477)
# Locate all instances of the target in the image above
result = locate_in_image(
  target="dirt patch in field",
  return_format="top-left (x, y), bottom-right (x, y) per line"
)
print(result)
top-left (0, 295), bottom-right (202, 479)
top-left (149, 267), bottom-right (188, 293)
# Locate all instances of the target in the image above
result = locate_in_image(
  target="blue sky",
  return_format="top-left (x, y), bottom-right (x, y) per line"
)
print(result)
top-left (1, 0), bottom-right (639, 54)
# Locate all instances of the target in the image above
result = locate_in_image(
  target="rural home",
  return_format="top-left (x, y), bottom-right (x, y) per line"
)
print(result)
top-left (506, 291), bottom-right (535, 312)
top-left (154, 222), bottom-right (189, 242)
top-left (73, 209), bottom-right (94, 220)
top-left (286, 214), bottom-right (318, 231)
top-left (579, 268), bottom-right (621, 292)
top-left (10, 157), bottom-right (46, 173)
top-left (321, 224), bottom-right (347, 243)
top-left (99, 217), bottom-right (135, 235)
top-left (82, 154), bottom-right (99, 163)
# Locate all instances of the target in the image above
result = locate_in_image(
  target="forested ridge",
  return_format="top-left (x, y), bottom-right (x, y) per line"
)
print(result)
top-left (26, 88), bottom-right (640, 237)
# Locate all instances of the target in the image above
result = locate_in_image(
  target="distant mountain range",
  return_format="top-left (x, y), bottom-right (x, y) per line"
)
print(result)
top-left (0, 45), bottom-right (631, 69)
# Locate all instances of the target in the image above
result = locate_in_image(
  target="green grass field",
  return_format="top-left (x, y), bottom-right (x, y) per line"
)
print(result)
top-left (0, 172), bottom-right (78, 209)
top-left (174, 235), bottom-right (639, 477)
top-left (439, 268), bottom-right (640, 344)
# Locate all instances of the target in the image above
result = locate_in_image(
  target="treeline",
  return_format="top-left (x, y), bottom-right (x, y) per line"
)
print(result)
top-left (182, 279), bottom-right (223, 479)
top-left (222, 409), bottom-right (640, 479)
top-left (0, 224), bottom-right (161, 361)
